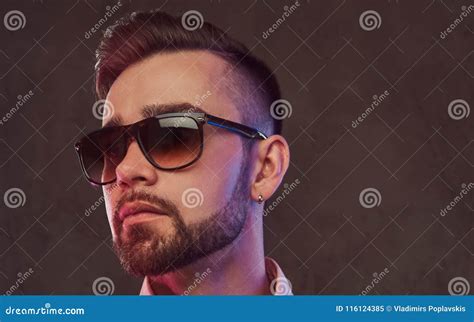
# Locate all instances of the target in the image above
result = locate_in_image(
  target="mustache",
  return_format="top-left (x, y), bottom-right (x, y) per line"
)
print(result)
top-left (113, 190), bottom-right (180, 221)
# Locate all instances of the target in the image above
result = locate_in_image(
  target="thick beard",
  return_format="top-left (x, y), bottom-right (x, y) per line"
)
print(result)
top-left (112, 161), bottom-right (251, 277)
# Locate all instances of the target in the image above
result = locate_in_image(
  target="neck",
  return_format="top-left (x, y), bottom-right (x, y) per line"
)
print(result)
top-left (147, 208), bottom-right (270, 295)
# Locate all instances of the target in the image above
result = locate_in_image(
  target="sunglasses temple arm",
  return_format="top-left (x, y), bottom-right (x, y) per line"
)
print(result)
top-left (205, 115), bottom-right (268, 140)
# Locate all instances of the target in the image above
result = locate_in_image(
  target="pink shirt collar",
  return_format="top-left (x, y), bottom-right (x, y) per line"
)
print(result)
top-left (139, 257), bottom-right (292, 295)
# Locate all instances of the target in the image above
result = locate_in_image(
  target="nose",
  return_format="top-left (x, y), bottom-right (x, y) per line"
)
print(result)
top-left (115, 139), bottom-right (158, 189)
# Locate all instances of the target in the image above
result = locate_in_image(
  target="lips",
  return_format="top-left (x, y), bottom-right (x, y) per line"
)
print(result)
top-left (118, 202), bottom-right (167, 222)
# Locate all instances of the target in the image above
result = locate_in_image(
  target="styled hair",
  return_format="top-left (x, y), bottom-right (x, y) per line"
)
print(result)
top-left (95, 10), bottom-right (282, 135)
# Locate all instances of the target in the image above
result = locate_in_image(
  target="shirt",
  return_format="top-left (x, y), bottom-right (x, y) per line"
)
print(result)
top-left (139, 256), bottom-right (293, 295)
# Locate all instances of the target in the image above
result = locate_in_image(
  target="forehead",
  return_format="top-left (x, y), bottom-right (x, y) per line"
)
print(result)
top-left (104, 50), bottom-right (240, 126)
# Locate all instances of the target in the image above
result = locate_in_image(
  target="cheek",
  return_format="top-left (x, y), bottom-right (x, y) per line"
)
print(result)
top-left (207, 148), bottom-right (243, 198)
top-left (175, 136), bottom-right (244, 223)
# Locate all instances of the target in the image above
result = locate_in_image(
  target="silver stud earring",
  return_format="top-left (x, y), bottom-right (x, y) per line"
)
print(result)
top-left (257, 194), bottom-right (264, 204)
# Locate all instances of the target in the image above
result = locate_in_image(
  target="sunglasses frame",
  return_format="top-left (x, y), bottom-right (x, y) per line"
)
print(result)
top-left (74, 112), bottom-right (268, 185)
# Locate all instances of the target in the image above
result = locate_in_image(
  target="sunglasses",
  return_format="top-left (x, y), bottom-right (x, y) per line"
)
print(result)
top-left (74, 112), bottom-right (268, 185)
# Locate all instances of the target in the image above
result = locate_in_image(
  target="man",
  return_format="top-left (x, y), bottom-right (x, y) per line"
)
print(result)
top-left (74, 9), bottom-right (292, 295)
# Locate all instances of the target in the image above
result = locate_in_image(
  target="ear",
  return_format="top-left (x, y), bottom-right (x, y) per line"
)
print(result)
top-left (250, 135), bottom-right (290, 203)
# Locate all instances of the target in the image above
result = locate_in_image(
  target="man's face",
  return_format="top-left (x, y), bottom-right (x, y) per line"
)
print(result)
top-left (102, 51), bottom-right (253, 276)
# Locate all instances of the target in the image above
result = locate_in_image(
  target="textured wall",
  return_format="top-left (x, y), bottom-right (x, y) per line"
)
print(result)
top-left (0, 0), bottom-right (472, 295)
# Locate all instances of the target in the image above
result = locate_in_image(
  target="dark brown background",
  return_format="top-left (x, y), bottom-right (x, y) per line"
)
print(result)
top-left (0, 0), bottom-right (472, 295)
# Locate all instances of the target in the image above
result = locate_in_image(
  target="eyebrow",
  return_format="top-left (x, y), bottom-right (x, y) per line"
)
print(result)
top-left (142, 102), bottom-right (206, 118)
top-left (102, 102), bottom-right (206, 128)
top-left (102, 115), bottom-right (124, 128)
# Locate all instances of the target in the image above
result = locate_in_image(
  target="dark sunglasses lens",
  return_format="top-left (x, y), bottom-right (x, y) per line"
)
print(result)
top-left (139, 117), bottom-right (202, 169)
top-left (79, 128), bottom-right (125, 184)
